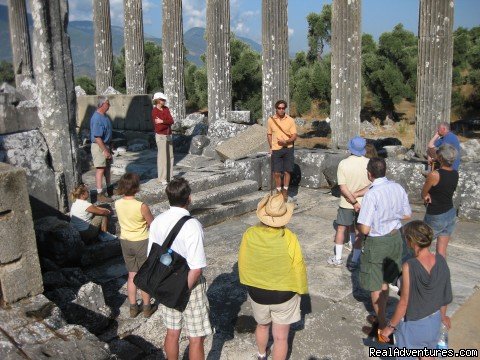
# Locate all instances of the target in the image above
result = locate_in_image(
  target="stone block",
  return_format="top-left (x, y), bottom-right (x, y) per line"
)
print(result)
top-left (173, 134), bottom-right (192, 154)
top-left (75, 86), bottom-right (86, 97)
top-left (76, 95), bottom-right (154, 132)
top-left (0, 163), bottom-right (43, 303)
top-left (185, 123), bottom-right (208, 136)
top-left (227, 110), bottom-right (251, 124)
top-left (0, 130), bottom-right (58, 219)
top-left (127, 138), bottom-right (150, 152)
top-left (182, 113), bottom-right (207, 128)
top-left (207, 120), bottom-right (249, 139)
top-left (215, 124), bottom-right (268, 160)
top-left (225, 154), bottom-right (268, 189)
top-left (189, 135), bottom-right (210, 155)
top-left (293, 149), bottom-right (329, 188)
top-left (460, 139), bottom-right (480, 162)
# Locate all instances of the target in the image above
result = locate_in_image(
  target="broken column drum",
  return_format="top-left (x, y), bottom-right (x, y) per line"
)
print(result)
top-left (162, 0), bottom-right (186, 122)
top-left (7, 0), bottom-right (34, 87)
top-left (30, 0), bottom-right (80, 212)
top-left (206, 0), bottom-right (232, 123)
top-left (124, 0), bottom-right (146, 94)
top-left (414, 0), bottom-right (455, 157)
top-left (330, 0), bottom-right (362, 149)
top-left (261, 0), bottom-right (289, 125)
top-left (93, 0), bottom-right (114, 94)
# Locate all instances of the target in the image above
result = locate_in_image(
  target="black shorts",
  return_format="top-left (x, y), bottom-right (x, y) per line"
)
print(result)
top-left (272, 147), bottom-right (294, 173)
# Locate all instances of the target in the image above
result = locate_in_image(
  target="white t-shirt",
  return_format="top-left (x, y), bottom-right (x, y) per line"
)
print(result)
top-left (148, 206), bottom-right (206, 270)
top-left (70, 199), bottom-right (93, 231)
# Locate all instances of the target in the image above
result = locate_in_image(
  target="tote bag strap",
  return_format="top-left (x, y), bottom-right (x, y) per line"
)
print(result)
top-left (161, 215), bottom-right (193, 252)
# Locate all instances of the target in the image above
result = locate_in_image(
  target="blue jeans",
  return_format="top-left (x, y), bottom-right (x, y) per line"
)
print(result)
top-left (424, 207), bottom-right (456, 238)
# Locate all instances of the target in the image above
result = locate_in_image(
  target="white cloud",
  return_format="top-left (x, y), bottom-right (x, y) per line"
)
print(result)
top-left (231, 5), bottom-right (259, 37)
top-left (288, 27), bottom-right (294, 37)
top-left (183, 0), bottom-right (206, 29)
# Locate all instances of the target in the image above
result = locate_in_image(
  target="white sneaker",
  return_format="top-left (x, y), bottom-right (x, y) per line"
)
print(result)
top-left (98, 231), bottom-right (118, 242)
top-left (326, 256), bottom-right (343, 267)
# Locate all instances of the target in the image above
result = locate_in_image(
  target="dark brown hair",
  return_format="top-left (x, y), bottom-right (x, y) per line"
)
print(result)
top-left (403, 220), bottom-right (434, 249)
top-left (117, 173), bottom-right (140, 196)
top-left (275, 99), bottom-right (287, 109)
top-left (367, 157), bottom-right (386, 178)
top-left (365, 143), bottom-right (378, 159)
top-left (166, 177), bottom-right (191, 207)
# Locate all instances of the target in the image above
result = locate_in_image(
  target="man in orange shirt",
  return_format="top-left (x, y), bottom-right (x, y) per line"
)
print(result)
top-left (267, 100), bottom-right (297, 201)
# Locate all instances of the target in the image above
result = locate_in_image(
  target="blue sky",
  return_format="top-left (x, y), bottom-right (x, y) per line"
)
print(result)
top-left (52, 0), bottom-right (480, 54)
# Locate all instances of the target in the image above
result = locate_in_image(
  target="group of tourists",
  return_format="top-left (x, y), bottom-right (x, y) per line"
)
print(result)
top-left (68, 96), bottom-right (462, 359)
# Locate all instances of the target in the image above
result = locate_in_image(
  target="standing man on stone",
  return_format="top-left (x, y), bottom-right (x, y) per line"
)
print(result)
top-left (267, 100), bottom-right (297, 201)
top-left (327, 136), bottom-right (371, 269)
top-left (152, 92), bottom-right (174, 185)
top-left (90, 96), bottom-right (113, 203)
top-left (427, 121), bottom-right (461, 171)
top-left (148, 178), bottom-right (212, 360)
top-left (357, 158), bottom-right (412, 336)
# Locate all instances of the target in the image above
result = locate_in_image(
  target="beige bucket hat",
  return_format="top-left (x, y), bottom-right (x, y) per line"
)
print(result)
top-left (256, 193), bottom-right (294, 228)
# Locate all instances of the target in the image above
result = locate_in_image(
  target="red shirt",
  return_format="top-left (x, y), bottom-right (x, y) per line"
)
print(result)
top-left (151, 106), bottom-right (174, 135)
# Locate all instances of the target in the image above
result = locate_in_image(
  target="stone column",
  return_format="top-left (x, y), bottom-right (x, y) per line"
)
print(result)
top-left (414, 0), bottom-right (454, 157)
top-left (7, 0), bottom-right (33, 87)
top-left (262, 0), bottom-right (289, 125)
top-left (330, 0), bottom-right (362, 149)
top-left (162, 0), bottom-right (186, 121)
top-left (30, 0), bottom-right (80, 212)
top-left (124, 0), bottom-right (146, 94)
top-left (206, 0), bottom-right (231, 123)
top-left (93, 0), bottom-right (114, 94)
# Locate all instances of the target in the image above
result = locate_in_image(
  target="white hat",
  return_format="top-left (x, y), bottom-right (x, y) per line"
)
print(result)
top-left (153, 92), bottom-right (168, 102)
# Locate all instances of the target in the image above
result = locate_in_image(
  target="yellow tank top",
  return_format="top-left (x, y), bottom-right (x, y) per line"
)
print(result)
top-left (115, 198), bottom-right (149, 241)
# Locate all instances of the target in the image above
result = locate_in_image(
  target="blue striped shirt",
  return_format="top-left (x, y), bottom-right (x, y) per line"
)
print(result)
top-left (358, 177), bottom-right (412, 237)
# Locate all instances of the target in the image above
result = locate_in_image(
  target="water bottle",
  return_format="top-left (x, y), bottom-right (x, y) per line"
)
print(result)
top-left (437, 323), bottom-right (448, 357)
top-left (160, 249), bottom-right (173, 266)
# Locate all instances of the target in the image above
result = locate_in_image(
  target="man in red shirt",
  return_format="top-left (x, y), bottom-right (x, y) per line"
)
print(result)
top-left (152, 92), bottom-right (174, 184)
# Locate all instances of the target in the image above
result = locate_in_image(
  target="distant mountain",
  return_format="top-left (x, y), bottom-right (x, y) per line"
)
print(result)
top-left (0, 5), bottom-right (261, 78)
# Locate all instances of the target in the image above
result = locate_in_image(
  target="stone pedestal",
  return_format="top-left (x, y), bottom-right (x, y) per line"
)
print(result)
top-left (30, 0), bottom-right (80, 212)
top-left (124, 0), bottom-right (146, 94)
top-left (206, 0), bottom-right (231, 123)
top-left (330, 0), bottom-right (362, 149)
top-left (162, 0), bottom-right (186, 122)
top-left (414, 0), bottom-right (454, 157)
top-left (0, 163), bottom-right (43, 304)
top-left (7, 0), bottom-right (34, 87)
top-left (93, 0), bottom-right (114, 94)
top-left (262, 0), bottom-right (289, 125)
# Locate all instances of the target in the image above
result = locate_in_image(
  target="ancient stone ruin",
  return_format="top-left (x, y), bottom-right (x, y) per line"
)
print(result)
top-left (0, 0), bottom-right (479, 358)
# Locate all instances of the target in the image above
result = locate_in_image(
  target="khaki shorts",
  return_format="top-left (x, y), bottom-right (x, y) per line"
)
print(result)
top-left (250, 293), bottom-right (301, 325)
top-left (120, 238), bottom-right (148, 272)
top-left (160, 276), bottom-right (213, 338)
top-left (359, 231), bottom-right (403, 292)
top-left (91, 143), bottom-right (111, 168)
top-left (79, 215), bottom-right (103, 243)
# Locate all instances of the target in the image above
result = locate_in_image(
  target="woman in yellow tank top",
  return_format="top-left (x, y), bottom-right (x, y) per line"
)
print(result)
top-left (115, 173), bottom-right (157, 318)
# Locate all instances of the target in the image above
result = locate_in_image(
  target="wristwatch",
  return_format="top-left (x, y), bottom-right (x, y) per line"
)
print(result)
top-left (352, 200), bottom-right (358, 205)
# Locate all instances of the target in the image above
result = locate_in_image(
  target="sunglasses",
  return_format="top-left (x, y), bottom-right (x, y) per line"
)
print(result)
top-left (277, 107), bottom-right (286, 110)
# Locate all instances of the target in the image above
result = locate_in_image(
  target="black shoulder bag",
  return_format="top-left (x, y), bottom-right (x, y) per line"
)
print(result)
top-left (133, 215), bottom-right (192, 311)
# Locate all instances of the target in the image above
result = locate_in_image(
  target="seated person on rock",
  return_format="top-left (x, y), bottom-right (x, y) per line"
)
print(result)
top-left (69, 184), bottom-right (116, 243)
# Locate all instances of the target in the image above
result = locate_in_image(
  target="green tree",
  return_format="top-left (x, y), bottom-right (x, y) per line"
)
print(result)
top-left (0, 61), bottom-right (14, 85)
top-left (144, 41), bottom-right (163, 93)
top-left (113, 48), bottom-right (126, 93)
top-left (453, 27), bottom-right (471, 68)
top-left (75, 76), bottom-right (96, 95)
top-left (306, 4), bottom-right (331, 62)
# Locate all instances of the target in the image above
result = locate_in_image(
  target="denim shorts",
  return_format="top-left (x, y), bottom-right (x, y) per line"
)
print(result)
top-left (424, 207), bottom-right (456, 238)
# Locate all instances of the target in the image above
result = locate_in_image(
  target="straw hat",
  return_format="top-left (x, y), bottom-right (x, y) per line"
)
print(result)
top-left (256, 193), bottom-right (294, 228)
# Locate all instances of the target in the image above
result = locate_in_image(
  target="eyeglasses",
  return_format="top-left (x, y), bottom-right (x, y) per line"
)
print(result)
top-left (277, 107), bottom-right (286, 110)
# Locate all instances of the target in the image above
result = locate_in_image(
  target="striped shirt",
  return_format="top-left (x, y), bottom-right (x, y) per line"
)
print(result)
top-left (358, 177), bottom-right (411, 237)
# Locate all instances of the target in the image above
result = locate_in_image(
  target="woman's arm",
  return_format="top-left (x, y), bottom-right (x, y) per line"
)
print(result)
top-left (141, 203), bottom-right (154, 227)
top-left (380, 262), bottom-right (410, 338)
top-left (86, 205), bottom-right (110, 216)
top-left (421, 171), bottom-right (439, 203)
top-left (440, 305), bottom-right (451, 329)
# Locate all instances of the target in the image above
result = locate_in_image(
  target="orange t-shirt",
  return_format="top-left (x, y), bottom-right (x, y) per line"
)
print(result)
top-left (267, 115), bottom-right (297, 151)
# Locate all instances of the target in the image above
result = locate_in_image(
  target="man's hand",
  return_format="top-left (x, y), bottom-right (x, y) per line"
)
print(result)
top-left (102, 208), bottom-right (111, 216)
top-left (353, 202), bottom-right (361, 212)
top-left (277, 139), bottom-right (287, 147)
top-left (423, 193), bottom-right (431, 205)
top-left (154, 117), bottom-right (163, 124)
top-left (103, 149), bottom-right (112, 159)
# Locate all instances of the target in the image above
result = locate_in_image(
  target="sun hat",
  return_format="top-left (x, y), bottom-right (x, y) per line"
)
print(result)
top-left (153, 92), bottom-right (168, 102)
top-left (348, 136), bottom-right (366, 156)
top-left (256, 193), bottom-right (294, 228)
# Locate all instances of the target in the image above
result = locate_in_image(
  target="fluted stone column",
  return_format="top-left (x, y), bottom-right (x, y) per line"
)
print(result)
top-left (262, 0), bottom-right (289, 125)
top-left (30, 0), bottom-right (80, 212)
top-left (414, 0), bottom-right (454, 157)
top-left (7, 0), bottom-right (33, 87)
top-left (124, 0), bottom-right (146, 94)
top-left (162, 0), bottom-right (186, 121)
top-left (93, 0), bottom-right (114, 94)
top-left (330, 0), bottom-right (362, 149)
top-left (206, 0), bottom-right (231, 123)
